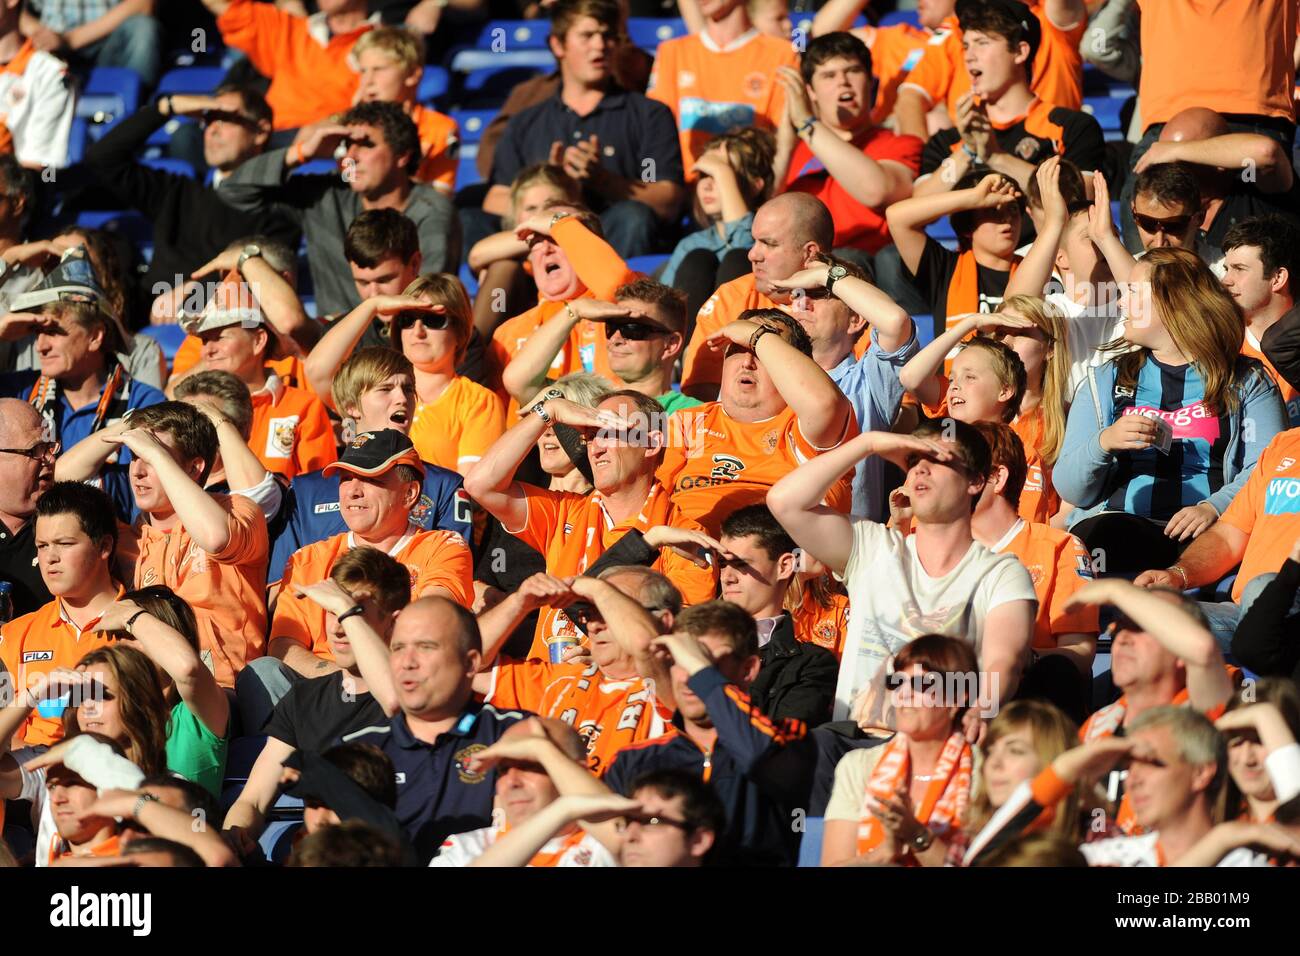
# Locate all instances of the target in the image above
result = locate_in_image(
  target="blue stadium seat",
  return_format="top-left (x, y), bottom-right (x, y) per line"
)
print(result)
top-left (66, 117), bottom-right (88, 165)
top-left (451, 109), bottom-right (497, 144)
top-left (456, 151), bottom-right (483, 190)
top-left (301, 296), bottom-right (317, 319)
top-left (259, 821), bottom-right (301, 864)
top-left (797, 816), bottom-right (824, 867)
top-left (77, 67), bottom-right (142, 133)
top-left (144, 117), bottom-right (197, 155)
top-left (418, 65), bottom-right (451, 104)
top-left (290, 159), bottom-right (340, 178)
top-left (138, 325), bottom-right (189, 365)
top-left (461, 64), bottom-right (548, 106)
top-left (451, 48), bottom-right (556, 74)
top-left (76, 209), bottom-right (152, 245)
top-left (1083, 96), bottom-right (1127, 140)
top-left (929, 217), bottom-right (957, 244)
top-left (626, 254), bottom-right (669, 275)
top-left (156, 66), bottom-right (227, 97)
top-left (626, 17), bottom-right (688, 51)
top-left (473, 19), bottom-right (552, 50)
top-left (459, 263), bottom-right (479, 299)
top-left (142, 157), bottom-right (197, 179)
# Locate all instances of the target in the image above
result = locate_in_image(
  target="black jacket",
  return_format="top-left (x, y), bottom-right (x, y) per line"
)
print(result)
top-left (84, 104), bottom-right (301, 306)
top-left (1263, 303), bottom-right (1300, 396)
top-left (748, 612), bottom-right (838, 729)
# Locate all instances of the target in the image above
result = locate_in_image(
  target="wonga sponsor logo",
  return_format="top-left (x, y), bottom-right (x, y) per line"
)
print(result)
top-left (1264, 477), bottom-right (1300, 515)
top-left (1121, 403), bottom-right (1220, 443)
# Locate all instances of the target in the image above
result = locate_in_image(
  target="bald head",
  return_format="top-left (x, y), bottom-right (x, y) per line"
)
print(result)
top-left (760, 193), bottom-right (834, 251)
top-left (396, 595), bottom-right (481, 659)
top-left (1160, 108), bottom-right (1230, 144)
top-left (0, 398), bottom-right (41, 446)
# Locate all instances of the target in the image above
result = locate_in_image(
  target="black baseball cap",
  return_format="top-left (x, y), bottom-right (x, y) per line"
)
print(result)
top-left (323, 429), bottom-right (423, 479)
top-left (956, 0), bottom-right (1041, 71)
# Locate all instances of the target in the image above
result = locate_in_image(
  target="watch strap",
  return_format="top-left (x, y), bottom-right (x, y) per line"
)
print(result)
top-left (335, 605), bottom-right (366, 625)
top-left (124, 609), bottom-right (148, 635)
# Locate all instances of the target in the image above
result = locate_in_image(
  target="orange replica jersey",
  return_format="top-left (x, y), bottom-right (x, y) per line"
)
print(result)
top-left (900, 7), bottom-right (1084, 116)
top-left (0, 589), bottom-right (124, 747)
top-left (1011, 407), bottom-right (1061, 525)
top-left (659, 402), bottom-right (857, 535)
top-left (484, 659), bottom-right (671, 775)
top-left (1243, 331), bottom-right (1300, 427)
top-left (860, 21), bottom-right (933, 125)
top-left (792, 588), bottom-right (850, 660)
top-left (407, 375), bottom-right (506, 476)
top-left (272, 527), bottom-right (472, 658)
top-left (411, 103), bottom-right (459, 194)
top-left (991, 519), bottom-right (1097, 650)
top-left (681, 272), bottom-right (788, 395)
top-left (647, 29), bottom-right (796, 170)
top-left (510, 481), bottom-right (718, 661)
top-left (249, 380), bottom-right (338, 480)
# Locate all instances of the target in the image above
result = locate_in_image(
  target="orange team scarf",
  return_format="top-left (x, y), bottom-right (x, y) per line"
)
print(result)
top-left (857, 731), bottom-right (974, 859)
top-left (496, 822), bottom-right (590, 867)
top-left (945, 250), bottom-right (1021, 330)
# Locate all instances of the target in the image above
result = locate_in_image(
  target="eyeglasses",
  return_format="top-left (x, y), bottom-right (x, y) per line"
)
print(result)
top-left (395, 310), bottom-right (449, 332)
top-left (1131, 207), bottom-right (1194, 236)
top-left (1108, 611), bottom-right (1141, 635)
top-left (200, 109), bottom-right (259, 130)
top-left (0, 440), bottom-right (60, 461)
top-left (564, 602), bottom-right (603, 627)
top-left (884, 670), bottom-right (942, 694)
top-left (604, 321), bottom-right (668, 341)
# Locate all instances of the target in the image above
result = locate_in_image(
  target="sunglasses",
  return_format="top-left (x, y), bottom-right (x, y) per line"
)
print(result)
top-left (200, 109), bottom-right (259, 130)
top-left (604, 321), bottom-right (667, 341)
top-left (0, 440), bottom-right (60, 461)
top-left (564, 602), bottom-right (603, 628)
top-left (884, 670), bottom-right (942, 694)
top-left (1131, 207), bottom-right (1194, 236)
top-left (1108, 612), bottom-right (1141, 635)
top-left (395, 310), bottom-right (449, 332)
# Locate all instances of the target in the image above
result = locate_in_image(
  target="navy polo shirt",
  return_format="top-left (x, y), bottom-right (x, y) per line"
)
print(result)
top-left (490, 86), bottom-right (685, 207)
top-left (344, 702), bottom-right (531, 863)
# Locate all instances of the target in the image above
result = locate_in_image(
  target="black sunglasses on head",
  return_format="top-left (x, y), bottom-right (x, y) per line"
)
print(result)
top-left (395, 310), bottom-right (449, 332)
top-left (1131, 207), bottom-right (1194, 236)
top-left (604, 321), bottom-right (668, 341)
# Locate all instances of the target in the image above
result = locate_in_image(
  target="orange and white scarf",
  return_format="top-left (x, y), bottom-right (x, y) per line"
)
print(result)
top-left (857, 731), bottom-right (973, 859)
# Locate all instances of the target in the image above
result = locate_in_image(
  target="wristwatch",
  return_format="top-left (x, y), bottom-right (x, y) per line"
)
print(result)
top-left (531, 387), bottom-right (564, 425)
top-left (825, 264), bottom-right (848, 295)
top-left (124, 608), bottom-right (148, 636)
top-left (336, 605), bottom-right (366, 625)
top-left (237, 244), bottom-right (263, 273)
top-left (910, 827), bottom-right (935, 854)
top-left (549, 211), bottom-right (572, 229)
top-left (748, 324), bottom-right (778, 352)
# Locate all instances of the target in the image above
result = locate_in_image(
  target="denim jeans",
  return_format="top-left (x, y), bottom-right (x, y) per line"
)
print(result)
top-left (1198, 572), bottom-right (1291, 657)
top-left (234, 656), bottom-right (303, 736)
top-left (79, 15), bottom-right (164, 88)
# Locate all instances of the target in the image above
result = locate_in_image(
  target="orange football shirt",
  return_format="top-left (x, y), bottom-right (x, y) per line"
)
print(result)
top-left (991, 519), bottom-right (1097, 650)
top-left (659, 402), bottom-right (857, 536)
top-left (248, 381), bottom-right (338, 480)
top-left (680, 272), bottom-right (788, 395)
top-left (411, 103), bottom-right (459, 194)
top-left (407, 375), bottom-right (506, 476)
top-left (484, 659), bottom-right (671, 776)
top-left (791, 588), bottom-right (850, 660)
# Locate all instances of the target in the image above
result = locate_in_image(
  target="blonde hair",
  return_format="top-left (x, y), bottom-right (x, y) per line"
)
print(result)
top-left (957, 337), bottom-right (1027, 424)
top-left (391, 273), bottom-right (473, 364)
top-left (968, 699), bottom-right (1081, 842)
top-left (507, 164), bottom-right (581, 227)
top-left (1113, 247), bottom-right (1247, 415)
top-left (332, 346), bottom-right (414, 415)
top-left (552, 371), bottom-right (613, 408)
top-left (352, 26), bottom-right (425, 75)
top-left (998, 294), bottom-right (1071, 465)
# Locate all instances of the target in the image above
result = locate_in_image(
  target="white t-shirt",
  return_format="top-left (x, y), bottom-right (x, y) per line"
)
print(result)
top-left (430, 822), bottom-right (617, 867)
top-left (1046, 291), bottom-right (1128, 399)
top-left (832, 519), bottom-right (1038, 727)
top-left (0, 44), bottom-right (74, 168)
top-left (1081, 831), bottom-right (1270, 867)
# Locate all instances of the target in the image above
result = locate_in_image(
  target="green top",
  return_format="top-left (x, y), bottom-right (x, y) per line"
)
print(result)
top-left (166, 699), bottom-right (229, 797)
top-left (656, 390), bottom-right (703, 415)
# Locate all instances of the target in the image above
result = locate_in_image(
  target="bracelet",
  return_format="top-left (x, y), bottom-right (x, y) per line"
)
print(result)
top-left (564, 302), bottom-right (578, 324)
top-left (131, 792), bottom-right (159, 820)
top-left (961, 143), bottom-right (979, 163)
top-left (336, 604), bottom-right (366, 625)
top-left (796, 116), bottom-right (817, 139)
top-left (124, 609), bottom-right (148, 635)
top-left (1169, 564), bottom-right (1190, 590)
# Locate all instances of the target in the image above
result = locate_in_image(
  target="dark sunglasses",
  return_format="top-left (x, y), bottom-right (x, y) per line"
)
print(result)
top-left (1131, 207), bottom-right (1194, 236)
top-left (201, 109), bottom-right (260, 130)
top-left (395, 310), bottom-right (449, 332)
top-left (564, 602), bottom-right (603, 627)
top-left (1108, 611), bottom-right (1141, 635)
top-left (604, 321), bottom-right (668, 341)
top-left (885, 670), bottom-right (942, 694)
top-left (0, 440), bottom-right (60, 460)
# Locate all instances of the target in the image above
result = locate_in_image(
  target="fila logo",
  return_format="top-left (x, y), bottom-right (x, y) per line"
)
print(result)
top-left (23, 650), bottom-right (54, 662)
top-left (710, 454), bottom-right (745, 480)
top-left (394, 772), bottom-right (406, 784)
top-left (1278, 457), bottom-right (1296, 471)
top-left (313, 502), bottom-right (341, 514)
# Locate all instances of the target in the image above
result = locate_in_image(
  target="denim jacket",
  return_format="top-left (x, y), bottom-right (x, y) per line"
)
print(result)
top-left (1056, 355), bottom-right (1287, 525)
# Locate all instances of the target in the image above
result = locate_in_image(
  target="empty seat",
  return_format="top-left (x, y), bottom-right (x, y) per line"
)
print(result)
top-left (418, 65), bottom-right (451, 105)
top-left (156, 66), bottom-right (227, 97)
top-left (625, 254), bottom-right (669, 275)
top-left (626, 17), bottom-right (688, 51)
top-left (77, 67), bottom-right (142, 131)
top-left (1083, 96), bottom-right (1127, 140)
top-left (797, 816), bottom-right (825, 867)
top-left (451, 109), bottom-right (497, 144)
top-left (460, 64), bottom-right (548, 106)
